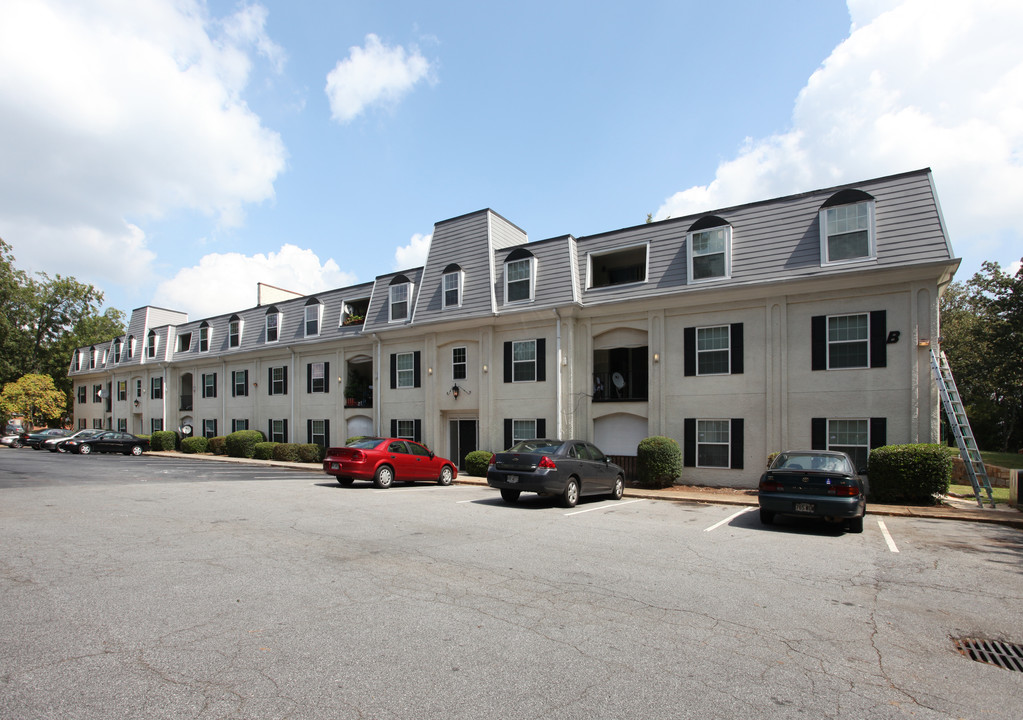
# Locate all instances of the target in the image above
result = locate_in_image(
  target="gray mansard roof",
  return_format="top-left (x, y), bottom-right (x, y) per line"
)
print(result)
top-left (69, 168), bottom-right (957, 376)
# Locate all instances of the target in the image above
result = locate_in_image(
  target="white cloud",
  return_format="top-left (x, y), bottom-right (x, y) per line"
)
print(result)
top-left (656, 0), bottom-right (1023, 276)
top-left (152, 244), bottom-right (357, 320)
top-left (394, 233), bottom-right (432, 270)
top-left (325, 33), bottom-right (434, 123)
top-left (0, 0), bottom-right (287, 289)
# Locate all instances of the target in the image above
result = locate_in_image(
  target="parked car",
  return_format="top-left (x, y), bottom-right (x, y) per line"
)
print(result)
top-left (43, 428), bottom-right (102, 452)
top-left (757, 450), bottom-right (867, 533)
top-left (322, 437), bottom-right (458, 488)
top-left (487, 438), bottom-right (625, 508)
top-left (60, 431), bottom-right (150, 456)
top-left (1, 433), bottom-right (24, 448)
top-left (22, 428), bottom-right (71, 449)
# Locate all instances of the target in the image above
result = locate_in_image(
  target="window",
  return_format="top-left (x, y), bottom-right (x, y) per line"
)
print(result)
top-left (684, 418), bottom-right (744, 470)
top-left (812, 311), bottom-right (886, 371)
top-left (304, 301), bottom-right (320, 337)
top-left (151, 377), bottom-right (163, 400)
top-left (396, 352), bottom-right (415, 388)
top-left (92, 384), bottom-right (103, 403)
top-left (202, 419), bottom-right (217, 438)
top-left (117, 418), bottom-right (127, 432)
top-left (505, 256), bottom-right (533, 303)
top-left (828, 314), bottom-right (868, 369)
top-left (113, 339), bottom-right (122, 363)
top-left (308, 419), bottom-right (329, 448)
top-left (229, 316), bottom-right (242, 348)
top-left (265, 309), bottom-right (279, 343)
top-left (452, 347), bottom-right (467, 380)
top-left (442, 266), bottom-right (462, 308)
top-left (199, 323), bottom-right (210, 353)
top-left (77, 386), bottom-right (87, 404)
top-left (512, 340), bottom-right (536, 382)
top-left (78, 418), bottom-right (86, 430)
top-left (117, 381), bottom-right (127, 401)
top-left (146, 331), bottom-right (158, 359)
top-left (269, 419), bottom-right (288, 443)
top-left (395, 419), bottom-right (415, 440)
top-left (593, 347), bottom-right (648, 401)
top-left (390, 280), bottom-right (410, 322)
top-left (588, 245), bottom-right (647, 288)
top-left (502, 418), bottom-right (547, 448)
top-left (675, 323), bottom-right (747, 376)
top-left (93, 418), bottom-right (104, 429)
top-left (687, 224), bottom-right (731, 281)
top-left (269, 366), bottom-right (288, 396)
top-left (231, 370), bottom-right (248, 397)
top-left (201, 372), bottom-right (217, 399)
top-left (812, 417), bottom-right (886, 471)
top-left (341, 298), bottom-right (368, 327)
top-left (135, 379), bottom-right (142, 398)
top-left (127, 336), bottom-right (135, 359)
top-left (151, 418), bottom-right (164, 433)
top-left (308, 362), bottom-right (328, 393)
top-left (89, 347), bottom-right (97, 369)
top-left (232, 419), bottom-right (249, 432)
top-left (73, 351), bottom-right (81, 372)
top-left (177, 333), bottom-right (191, 352)
top-left (820, 197), bottom-right (875, 264)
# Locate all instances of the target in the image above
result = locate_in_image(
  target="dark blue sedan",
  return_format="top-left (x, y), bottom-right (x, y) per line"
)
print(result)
top-left (758, 450), bottom-right (867, 533)
top-left (487, 439), bottom-right (625, 508)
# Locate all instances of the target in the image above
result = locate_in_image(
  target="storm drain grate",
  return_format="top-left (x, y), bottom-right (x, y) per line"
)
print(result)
top-left (953, 637), bottom-right (1023, 672)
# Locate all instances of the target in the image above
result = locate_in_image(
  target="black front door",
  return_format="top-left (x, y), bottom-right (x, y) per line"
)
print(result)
top-left (449, 419), bottom-right (478, 471)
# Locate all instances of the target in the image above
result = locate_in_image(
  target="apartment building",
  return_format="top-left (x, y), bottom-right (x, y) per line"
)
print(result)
top-left (68, 168), bottom-right (959, 487)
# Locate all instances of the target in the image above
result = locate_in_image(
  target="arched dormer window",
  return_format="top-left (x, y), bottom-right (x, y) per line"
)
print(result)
top-left (229, 314), bottom-right (242, 348)
top-left (89, 346), bottom-right (97, 369)
top-left (304, 298), bottom-right (321, 337)
top-left (112, 338), bottom-right (122, 364)
top-left (199, 321), bottom-right (211, 353)
top-left (389, 275), bottom-right (412, 322)
top-left (146, 331), bottom-right (158, 359)
top-left (127, 335), bottom-right (135, 359)
top-left (819, 189), bottom-right (876, 265)
top-left (686, 215), bottom-right (731, 282)
top-left (265, 306), bottom-right (280, 343)
top-left (442, 263), bottom-right (463, 308)
top-left (504, 248), bottom-right (535, 303)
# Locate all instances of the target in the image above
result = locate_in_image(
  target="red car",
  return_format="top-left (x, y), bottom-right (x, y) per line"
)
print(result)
top-left (322, 437), bottom-right (458, 489)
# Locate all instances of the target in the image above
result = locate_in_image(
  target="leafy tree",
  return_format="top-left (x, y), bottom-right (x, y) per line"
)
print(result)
top-left (0, 373), bottom-right (67, 427)
top-left (940, 260), bottom-right (1023, 451)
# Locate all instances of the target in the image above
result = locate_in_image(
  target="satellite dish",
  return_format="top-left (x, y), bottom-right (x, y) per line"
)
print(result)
top-left (99, 388), bottom-right (109, 398)
top-left (181, 425), bottom-right (192, 436)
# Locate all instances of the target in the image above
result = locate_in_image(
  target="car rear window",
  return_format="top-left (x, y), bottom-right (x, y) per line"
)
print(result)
top-left (509, 440), bottom-right (561, 455)
top-left (347, 437), bottom-right (384, 449)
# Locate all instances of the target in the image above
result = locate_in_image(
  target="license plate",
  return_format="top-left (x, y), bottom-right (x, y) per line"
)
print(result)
top-left (330, 462), bottom-right (340, 470)
top-left (794, 502), bottom-right (815, 513)
top-left (507, 475), bottom-right (518, 484)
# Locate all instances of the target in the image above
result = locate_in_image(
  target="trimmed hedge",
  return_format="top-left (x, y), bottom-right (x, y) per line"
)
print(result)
top-left (226, 430), bottom-right (265, 459)
top-left (150, 430), bottom-right (178, 451)
top-left (271, 443), bottom-right (301, 462)
top-left (867, 444), bottom-right (958, 505)
top-left (208, 436), bottom-right (227, 455)
top-left (181, 436), bottom-right (209, 454)
top-left (637, 436), bottom-right (682, 488)
top-left (254, 442), bottom-right (277, 460)
top-left (465, 450), bottom-right (493, 477)
top-left (297, 443), bottom-right (325, 463)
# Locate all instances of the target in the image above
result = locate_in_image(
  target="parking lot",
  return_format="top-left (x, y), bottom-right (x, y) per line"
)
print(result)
top-left (2, 449), bottom-right (1021, 719)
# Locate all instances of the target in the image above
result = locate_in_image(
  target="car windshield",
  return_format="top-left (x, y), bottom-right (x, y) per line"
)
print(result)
top-left (773, 453), bottom-right (849, 473)
top-left (508, 440), bottom-right (562, 455)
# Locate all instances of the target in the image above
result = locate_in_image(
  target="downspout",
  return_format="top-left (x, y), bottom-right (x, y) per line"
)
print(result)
top-left (221, 358), bottom-right (227, 436)
top-left (371, 333), bottom-right (381, 433)
top-left (554, 309), bottom-right (563, 439)
top-left (289, 348), bottom-right (296, 442)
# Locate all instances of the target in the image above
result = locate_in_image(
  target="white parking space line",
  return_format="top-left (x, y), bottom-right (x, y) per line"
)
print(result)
top-left (703, 506), bottom-right (755, 532)
top-left (877, 519), bottom-right (899, 553)
top-left (564, 499), bottom-right (645, 516)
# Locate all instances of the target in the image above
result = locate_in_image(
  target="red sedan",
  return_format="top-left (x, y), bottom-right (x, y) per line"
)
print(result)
top-left (322, 437), bottom-right (458, 489)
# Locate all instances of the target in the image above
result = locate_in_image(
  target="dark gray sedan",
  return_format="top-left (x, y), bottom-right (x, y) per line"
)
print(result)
top-left (60, 431), bottom-right (150, 456)
top-left (486, 439), bottom-right (625, 507)
top-left (757, 450), bottom-right (867, 533)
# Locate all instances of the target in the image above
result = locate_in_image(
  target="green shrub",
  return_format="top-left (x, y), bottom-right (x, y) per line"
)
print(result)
top-left (180, 436), bottom-right (209, 454)
top-left (297, 444), bottom-right (324, 463)
top-left (208, 436), bottom-right (227, 455)
top-left (150, 430), bottom-right (178, 451)
top-left (465, 450), bottom-right (493, 477)
top-left (226, 430), bottom-right (265, 459)
top-left (253, 442), bottom-right (277, 460)
top-left (868, 444), bottom-right (958, 505)
top-left (637, 436), bottom-right (682, 488)
top-left (271, 443), bottom-right (302, 462)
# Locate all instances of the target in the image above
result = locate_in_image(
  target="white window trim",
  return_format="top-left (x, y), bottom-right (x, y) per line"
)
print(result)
top-left (395, 419), bottom-right (415, 440)
top-left (695, 418), bottom-right (731, 469)
top-left (395, 352), bottom-right (415, 389)
top-left (826, 313), bottom-right (870, 370)
top-left (686, 226), bottom-right (732, 283)
top-left (389, 283), bottom-right (412, 323)
top-left (146, 333), bottom-right (158, 359)
top-left (270, 419), bottom-right (287, 443)
top-left (586, 243), bottom-right (649, 290)
top-left (442, 271), bottom-right (463, 309)
top-left (696, 325), bottom-right (732, 376)
top-left (511, 339), bottom-right (537, 383)
top-left (229, 319), bottom-right (243, 347)
top-left (452, 346), bottom-right (467, 380)
top-left (198, 325), bottom-right (211, 353)
top-left (305, 304), bottom-right (321, 337)
top-left (265, 313), bottom-right (280, 344)
top-left (270, 366), bottom-right (287, 396)
top-left (819, 200), bottom-right (877, 266)
top-left (511, 419), bottom-right (537, 445)
top-left (504, 257), bottom-right (535, 304)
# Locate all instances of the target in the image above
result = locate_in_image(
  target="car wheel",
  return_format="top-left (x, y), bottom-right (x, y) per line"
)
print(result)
top-left (374, 465), bottom-right (394, 489)
top-left (847, 515), bottom-right (864, 533)
top-left (33, 444), bottom-right (42, 450)
top-left (759, 508), bottom-right (774, 525)
top-left (335, 477), bottom-right (354, 486)
top-left (128, 445), bottom-right (143, 456)
top-left (78, 444), bottom-right (92, 455)
top-left (438, 465), bottom-right (454, 486)
top-left (561, 478), bottom-right (579, 508)
top-left (610, 475), bottom-right (624, 500)
top-left (11, 440), bottom-right (22, 448)
top-left (500, 488), bottom-right (520, 503)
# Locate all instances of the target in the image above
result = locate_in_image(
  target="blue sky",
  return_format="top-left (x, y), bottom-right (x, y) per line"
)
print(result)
top-left (1, 0), bottom-right (1021, 321)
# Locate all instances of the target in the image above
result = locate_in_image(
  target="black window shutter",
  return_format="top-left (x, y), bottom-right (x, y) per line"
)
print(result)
top-left (282, 419), bottom-right (288, 443)
top-left (730, 418), bottom-right (744, 469)
top-left (323, 420), bottom-right (330, 447)
top-left (283, 369), bottom-right (287, 396)
top-left (212, 419), bottom-right (217, 437)
top-left (869, 417), bottom-right (887, 449)
top-left (307, 419), bottom-right (312, 443)
top-left (231, 373), bottom-right (236, 398)
top-left (504, 419), bottom-right (513, 449)
top-left (243, 370), bottom-right (248, 397)
top-left (870, 311), bottom-right (887, 368)
top-left (811, 316), bottom-right (827, 371)
top-left (683, 418), bottom-right (696, 467)
top-left (536, 418), bottom-right (546, 438)
top-left (536, 339), bottom-right (546, 382)
top-left (503, 342), bottom-right (512, 383)
top-left (811, 418), bottom-right (827, 449)
top-left (306, 363), bottom-right (312, 393)
top-left (268, 367), bottom-right (273, 395)
top-left (390, 419), bottom-right (398, 437)
top-left (414, 419), bottom-right (422, 443)
top-left (730, 324), bottom-right (744, 375)
top-left (390, 354), bottom-right (397, 389)
top-left (413, 351), bottom-right (421, 388)
top-left (683, 327), bottom-right (696, 376)
top-left (268, 419), bottom-right (273, 439)
top-left (323, 362), bottom-right (330, 394)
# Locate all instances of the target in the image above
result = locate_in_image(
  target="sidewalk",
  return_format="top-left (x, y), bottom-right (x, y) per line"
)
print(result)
top-left (149, 451), bottom-right (1023, 529)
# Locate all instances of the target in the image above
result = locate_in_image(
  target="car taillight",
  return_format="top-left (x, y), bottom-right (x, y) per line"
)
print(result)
top-left (830, 485), bottom-right (860, 497)
top-left (488, 453), bottom-right (496, 467)
top-left (351, 450), bottom-right (365, 462)
top-left (759, 477), bottom-right (783, 493)
top-left (538, 455), bottom-right (557, 470)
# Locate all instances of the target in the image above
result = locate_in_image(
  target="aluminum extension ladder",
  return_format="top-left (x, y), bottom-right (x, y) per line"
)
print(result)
top-left (929, 347), bottom-right (995, 508)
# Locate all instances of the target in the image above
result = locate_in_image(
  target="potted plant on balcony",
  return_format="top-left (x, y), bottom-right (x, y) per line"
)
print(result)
top-left (344, 370), bottom-right (366, 407)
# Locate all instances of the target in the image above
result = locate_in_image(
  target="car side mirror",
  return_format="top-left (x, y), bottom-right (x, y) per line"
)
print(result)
top-left (429, 451), bottom-right (435, 459)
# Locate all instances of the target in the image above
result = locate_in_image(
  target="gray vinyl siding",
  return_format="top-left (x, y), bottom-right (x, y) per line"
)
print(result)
top-left (494, 236), bottom-right (576, 310)
top-left (364, 267), bottom-right (424, 331)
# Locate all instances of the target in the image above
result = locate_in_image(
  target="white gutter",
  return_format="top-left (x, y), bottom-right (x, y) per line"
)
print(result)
top-left (554, 308), bottom-right (563, 438)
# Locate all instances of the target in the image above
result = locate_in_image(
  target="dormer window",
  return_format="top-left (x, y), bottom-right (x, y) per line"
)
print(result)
top-left (442, 264), bottom-right (462, 308)
top-left (687, 216), bottom-right (731, 282)
top-left (146, 331), bottom-right (158, 359)
top-left (820, 190), bottom-right (876, 264)
top-left (112, 338), bottom-right (122, 364)
top-left (505, 249), bottom-right (534, 303)
top-left (199, 322), bottom-right (210, 353)
top-left (389, 275), bottom-right (412, 322)
top-left (177, 333), bottom-right (192, 352)
top-left (265, 307), bottom-right (280, 343)
top-left (127, 335), bottom-right (135, 359)
top-left (304, 299), bottom-right (321, 337)
top-left (73, 351), bottom-right (81, 372)
top-left (89, 346), bottom-right (97, 369)
top-left (229, 315), bottom-right (242, 348)
top-left (588, 245), bottom-right (647, 288)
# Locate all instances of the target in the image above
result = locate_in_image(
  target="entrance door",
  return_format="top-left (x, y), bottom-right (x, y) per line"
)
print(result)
top-left (449, 419), bottom-right (478, 471)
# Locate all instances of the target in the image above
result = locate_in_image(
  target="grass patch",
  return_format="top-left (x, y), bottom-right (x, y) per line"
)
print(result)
top-left (980, 451), bottom-right (1023, 470)
top-left (948, 484), bottom-right (1011, 505)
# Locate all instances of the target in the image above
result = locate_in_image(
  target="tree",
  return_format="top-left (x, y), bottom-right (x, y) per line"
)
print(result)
top-left (940, 260), bottom-right (1023, 451)
top-left (0, 373), bottom-right (67, 427)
